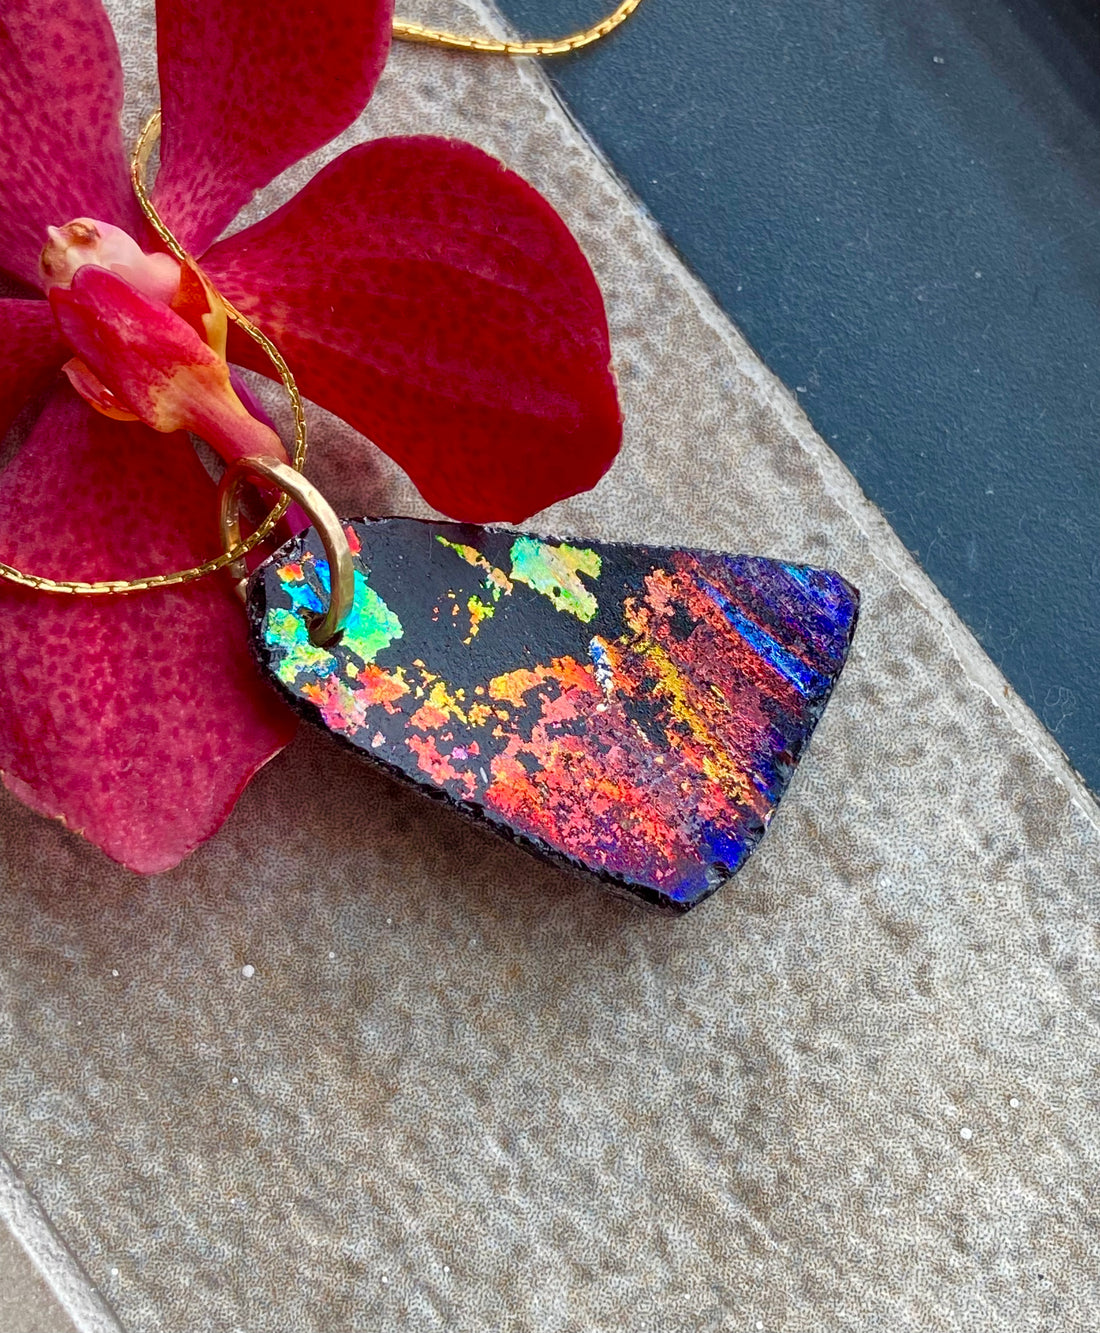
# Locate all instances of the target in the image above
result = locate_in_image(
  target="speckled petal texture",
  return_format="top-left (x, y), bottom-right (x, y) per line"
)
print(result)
top-left (153, 0), bottom-right (394, 253)
top-left (0, 299), bottom-right (67, 437)
top-left (206, 136), bottom-right (621, 521)
top-left (0, 0), bottom-right (140, 288)
top-left (2, 1), bottom-right (1100, 1330)
top-left (0, 385), bottom-right (295, 872)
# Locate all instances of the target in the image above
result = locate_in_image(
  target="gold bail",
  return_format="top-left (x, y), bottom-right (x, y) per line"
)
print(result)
top-left (218, 457), bottom-right (355, 646)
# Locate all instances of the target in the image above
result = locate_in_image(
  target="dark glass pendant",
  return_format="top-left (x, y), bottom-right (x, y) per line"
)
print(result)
top-left (246, 519), bottom-right (859, 911)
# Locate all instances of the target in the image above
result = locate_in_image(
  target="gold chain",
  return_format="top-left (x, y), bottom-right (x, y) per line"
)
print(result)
top-left (393, 0), bottom-right (643, 56)
top-left (0, 2), bottom-right (642, 597)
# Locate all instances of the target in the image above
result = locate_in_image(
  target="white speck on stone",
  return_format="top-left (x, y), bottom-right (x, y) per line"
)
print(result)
top-left (111, 969), bottom-right (119, 977)
top-left (380, 1275), bottom-right (389, 1285)
top-left (110, 1268), bottom-right (119, 1278)
top-left (933, 54), bottom-right (945, 64)
top-left (386, 917), bottom-right (393, 926)
top-left (443, 1265), bottom-right (451, 1274)
top-left (328, 951), bottom-right (336, 960)
top-left (231, 1077), bottom-right (238, 1085)
top-left (1009, 1097), bottom-right (1020, 1109)
top-left (757, 1323), bottom-right (764, 1331)
top-left (959, 1126), bottom-right (973, 1141)
top-left (241, 964), bottom-right (255, 979)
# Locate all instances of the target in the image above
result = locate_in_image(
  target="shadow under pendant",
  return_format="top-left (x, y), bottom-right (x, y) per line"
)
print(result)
top-left (246, 519), bottom-right (859, 912)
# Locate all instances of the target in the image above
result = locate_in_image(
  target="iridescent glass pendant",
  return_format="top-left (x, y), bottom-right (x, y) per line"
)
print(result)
top-left (246, 519), bottom-right (858, 911)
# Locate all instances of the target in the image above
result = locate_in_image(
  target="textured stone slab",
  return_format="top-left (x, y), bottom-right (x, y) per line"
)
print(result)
top-left (1, 1), bottom-right (1099, 1331)
top-left (249, 519), bottom-right (858, 909)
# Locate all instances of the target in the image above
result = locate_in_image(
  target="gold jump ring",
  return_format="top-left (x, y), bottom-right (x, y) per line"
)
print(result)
top-left (218, 456), bottom-right (355, 646)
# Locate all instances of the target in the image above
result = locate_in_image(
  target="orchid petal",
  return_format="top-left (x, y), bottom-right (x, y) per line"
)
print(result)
top-left (60, 356), bottom-right (140, 422)
top-left (49, 266), bottom-right (286, 463)
top-left (153, 0), bottom-right (394, 254)
top-left (0, 0), bottom-right (139, 288)
top-left (0, 385), bottom-right (297, 873)
top-left (0, 298), bottom-right (67, 438)
top-left (204, 138), bottom-right (622, 523)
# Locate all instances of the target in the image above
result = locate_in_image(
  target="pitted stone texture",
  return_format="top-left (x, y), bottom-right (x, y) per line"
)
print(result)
top-left (0, 1), bottom-right (1097, 1330)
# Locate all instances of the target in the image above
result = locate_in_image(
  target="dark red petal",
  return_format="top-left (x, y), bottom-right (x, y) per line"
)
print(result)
top-left (0, 385), bottom-right (296, 873)
top-left (0, 0), bottom-right (139, 288)
top-left (153, 0), bottom-right (394, 254)
top-left (204, 138), bottom-right (623, 523)
top-left (0, 299), bottom-right (67, 438)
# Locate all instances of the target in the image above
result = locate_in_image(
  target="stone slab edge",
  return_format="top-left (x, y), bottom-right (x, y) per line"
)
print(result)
top-left (0, 1152), bottom-right (122, 1333)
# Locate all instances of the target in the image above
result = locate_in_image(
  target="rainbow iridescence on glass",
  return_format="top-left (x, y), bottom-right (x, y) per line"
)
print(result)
top-left (249, 520), bottom-right (859, 911)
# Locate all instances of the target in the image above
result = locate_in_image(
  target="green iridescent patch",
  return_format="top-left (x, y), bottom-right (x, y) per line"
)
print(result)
top-left (508, 537), bottom-right (601, 622)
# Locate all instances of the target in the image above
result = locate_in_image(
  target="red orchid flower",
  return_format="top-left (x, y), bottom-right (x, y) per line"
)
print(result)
top-left (0, 0), bottom-right (621, 873)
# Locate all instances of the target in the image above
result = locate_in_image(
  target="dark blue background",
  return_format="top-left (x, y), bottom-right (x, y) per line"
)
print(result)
top-left (498, 0), bottom-right (1100, 792)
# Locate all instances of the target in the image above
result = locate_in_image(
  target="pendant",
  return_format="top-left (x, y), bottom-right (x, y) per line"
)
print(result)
top-left (245, 519), bottom-right (858, 911)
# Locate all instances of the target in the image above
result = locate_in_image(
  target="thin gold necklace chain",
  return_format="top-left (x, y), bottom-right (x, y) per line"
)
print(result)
top-left (0, 0), bottom-right (643, 597)
top-left (393, 0), bottom-right (644, 57)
